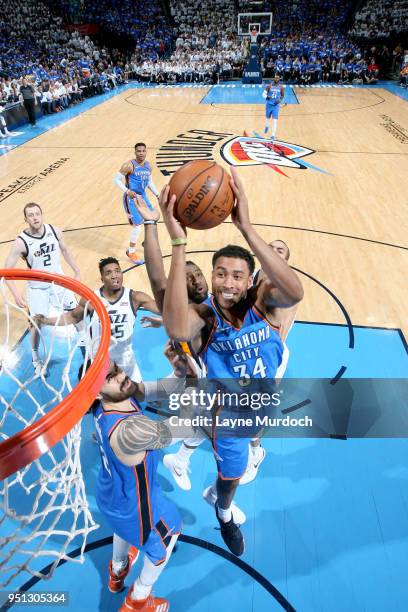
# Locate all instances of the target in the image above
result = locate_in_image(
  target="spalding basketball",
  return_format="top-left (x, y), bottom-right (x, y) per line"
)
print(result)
top-left (169, 160), bottom-right (234, 230)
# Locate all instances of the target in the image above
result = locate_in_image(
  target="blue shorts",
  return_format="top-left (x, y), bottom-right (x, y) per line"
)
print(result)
top-left (101, 493), bottom-right (181, 565)
top-left (213, 435), bottom-right (249, 480)
top-left (122, 191), bottom-right (154, 226)
top-left (265, 104), bottom-right (280, 119)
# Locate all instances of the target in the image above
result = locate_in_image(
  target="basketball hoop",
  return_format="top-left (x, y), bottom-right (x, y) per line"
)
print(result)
top-left (0, 269), bottom-right (111, 587)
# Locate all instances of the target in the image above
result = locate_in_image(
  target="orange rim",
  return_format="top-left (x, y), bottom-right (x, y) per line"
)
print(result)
top-left (0, 269), bottom-right (111, 479)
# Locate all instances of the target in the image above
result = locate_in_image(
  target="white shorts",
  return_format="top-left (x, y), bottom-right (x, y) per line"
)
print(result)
top-left (110, 345), bottom-right (142, 383)
top-left (27, 284), bottom-right (77, 317)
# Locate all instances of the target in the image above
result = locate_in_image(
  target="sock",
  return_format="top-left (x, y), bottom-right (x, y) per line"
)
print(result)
top-left (218, 505), bottom-right (232, 523)
top-left (129, 226), bottom-right (142, 252)
top-left (131, 534), bottom-right (178, 600)
top-left (264, 126), bottom-right (269, 133)
top-left (31, 349), bottom-right (39, 362)
top-left (250, 443), bottom-right (263, 461)
top-left (175, 439), bottom-right (203, 466)
top-left (272, 119), bottom-right (278, 138)
top-left (112, 558), bottom-right (128, 575)
top-left (131, 577), bottom-right (152, 601)
top-left (112, 533), bottom-right (130, 574)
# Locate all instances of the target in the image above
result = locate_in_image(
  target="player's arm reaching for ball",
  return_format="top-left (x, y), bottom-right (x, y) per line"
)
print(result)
top-left (229, 168), bottom-right (303, 308)
top-left (159, 188), bottom-right (211, 342)
top-left (129, 193), bottom-right (167, 310)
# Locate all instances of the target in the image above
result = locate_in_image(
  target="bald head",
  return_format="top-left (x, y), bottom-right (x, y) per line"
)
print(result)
top-left (269, 240), bottom-right (290, 261)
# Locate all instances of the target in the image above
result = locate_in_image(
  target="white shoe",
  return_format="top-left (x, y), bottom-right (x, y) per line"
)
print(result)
top-left (239, 446), bottom-right (266, 485)
top-left (163, 453), bottom-right (191, 491)
top-left (203, 486), bottom-right (246, 524)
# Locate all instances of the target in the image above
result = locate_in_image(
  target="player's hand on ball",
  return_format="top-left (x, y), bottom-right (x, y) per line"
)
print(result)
top-left (133, 195), bottom-right (160, 222)
top-left (159, 185), bottom-right (187, 240)
top-left (229, 167), bottom-right (251, 232)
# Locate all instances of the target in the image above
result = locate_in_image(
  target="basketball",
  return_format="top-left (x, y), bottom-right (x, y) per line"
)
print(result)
top-left (168, 160), bottom-right (234, 230)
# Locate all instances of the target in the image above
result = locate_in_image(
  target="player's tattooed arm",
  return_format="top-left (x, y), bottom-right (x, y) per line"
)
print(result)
top-left (110, 415), bottom-right (173, 465)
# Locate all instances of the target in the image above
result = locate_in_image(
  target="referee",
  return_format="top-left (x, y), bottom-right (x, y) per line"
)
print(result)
top-left (19, 77), bottom-right (37, 126)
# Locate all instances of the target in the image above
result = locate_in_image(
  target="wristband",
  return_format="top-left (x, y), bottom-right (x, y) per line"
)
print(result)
top-left (171, 237), bottom-right (187, 246)
top-left (144, 220), bottom-right (157, 225)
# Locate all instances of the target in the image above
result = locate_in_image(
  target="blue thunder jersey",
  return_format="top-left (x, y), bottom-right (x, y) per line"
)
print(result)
top-left (199, 295), bottom-right (284, 380)
top-left (266, 85), bottom-right (282, 106)
top-left (94, 400), bottom-right (178, 548)
top-left (126, 160), bottom-right (152, 194)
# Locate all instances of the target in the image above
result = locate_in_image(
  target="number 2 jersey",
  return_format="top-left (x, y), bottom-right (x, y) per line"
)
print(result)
top-left (199, 295), bottom-right (284, 379)
top-left (18, 224), bottom-right (62, 288)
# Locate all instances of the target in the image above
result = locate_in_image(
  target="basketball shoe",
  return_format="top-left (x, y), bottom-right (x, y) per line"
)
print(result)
top-left (119, 590), bottom-right (169, 612)
top-left (215, 502), bottom-right (245, 557)
top-left (126, 250), bottom-right (145, 266)
top-left (108, 546), bottom-right (139, 593)
top-left (163, 453), bottom-right (191, 491)
top-left (203, 486), bottom-right (246, 524)
top-left (239, 445), bottom-right (266, 485)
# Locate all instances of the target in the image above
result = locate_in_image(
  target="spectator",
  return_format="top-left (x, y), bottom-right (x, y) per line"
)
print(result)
top-left (19, 77), bottom-right (37, 126)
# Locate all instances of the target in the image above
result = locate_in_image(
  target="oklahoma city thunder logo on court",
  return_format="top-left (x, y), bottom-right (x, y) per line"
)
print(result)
top-left (220, 134), bottom-right (331, 177)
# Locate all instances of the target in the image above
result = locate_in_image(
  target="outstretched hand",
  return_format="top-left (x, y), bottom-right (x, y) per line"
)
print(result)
top-left (158, 185), bottom-right (187, 241)
top-left (229, 167), bottom-right (251, 233)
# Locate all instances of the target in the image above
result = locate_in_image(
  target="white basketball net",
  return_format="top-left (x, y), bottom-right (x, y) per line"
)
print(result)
top-left (0, 277), bottom-right (99, 588)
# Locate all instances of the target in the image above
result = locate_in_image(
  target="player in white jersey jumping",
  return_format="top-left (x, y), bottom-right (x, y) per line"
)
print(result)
top-left (4, 202), bottom-right (81, 375)
top-left (35, 257), bottom-right (159, 382)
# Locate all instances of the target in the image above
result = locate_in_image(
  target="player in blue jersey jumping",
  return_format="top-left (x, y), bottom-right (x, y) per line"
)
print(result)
top-left (263, 75), bottom-right (285, 142)
top-left (115, 143), bottom-right (160, 266)
top-left (159, 168), bottom-right (303, 556)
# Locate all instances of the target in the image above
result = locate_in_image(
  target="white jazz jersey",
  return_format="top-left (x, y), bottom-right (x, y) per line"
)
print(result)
top-left (89, 286), bottom-right (141, 381)
top-left (19, 224), bottom-right (63, 288)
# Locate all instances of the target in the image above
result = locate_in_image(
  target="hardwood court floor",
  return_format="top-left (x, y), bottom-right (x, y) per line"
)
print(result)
top-left (0, 84), bottom-right (407, 342)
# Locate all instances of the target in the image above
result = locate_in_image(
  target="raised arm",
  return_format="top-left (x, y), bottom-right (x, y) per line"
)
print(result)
top-left (229, 167), bottom-right (303, 308)
top-left (4, 237), bottom-right (28, 308)
top-left (55, 227), bottom-right (80, 279)
top-left (159, 189), bottom-right (206, 341)
top-left (125, 193), bottom-right (166, 310)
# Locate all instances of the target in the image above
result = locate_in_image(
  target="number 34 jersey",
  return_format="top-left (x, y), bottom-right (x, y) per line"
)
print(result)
top-left (199, 295), bottom-right (284, 379)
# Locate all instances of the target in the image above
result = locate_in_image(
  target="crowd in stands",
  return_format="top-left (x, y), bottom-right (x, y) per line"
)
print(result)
top-left (0, 0), bottom-right (130, 122)
top-left (0, 0), bottom-right (407, 129)
top-left (349, 0), bottom-right (408, 39)
top-left (54, 0), bottom-right (174, 59)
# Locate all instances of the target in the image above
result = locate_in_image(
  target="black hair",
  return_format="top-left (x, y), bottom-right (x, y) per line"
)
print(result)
top-left (134, 142), bottom-right (146, 149)
top-left (212, 244), bottom-right (255, 274)
top-left (98, 257), bottom-right (120, 274)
